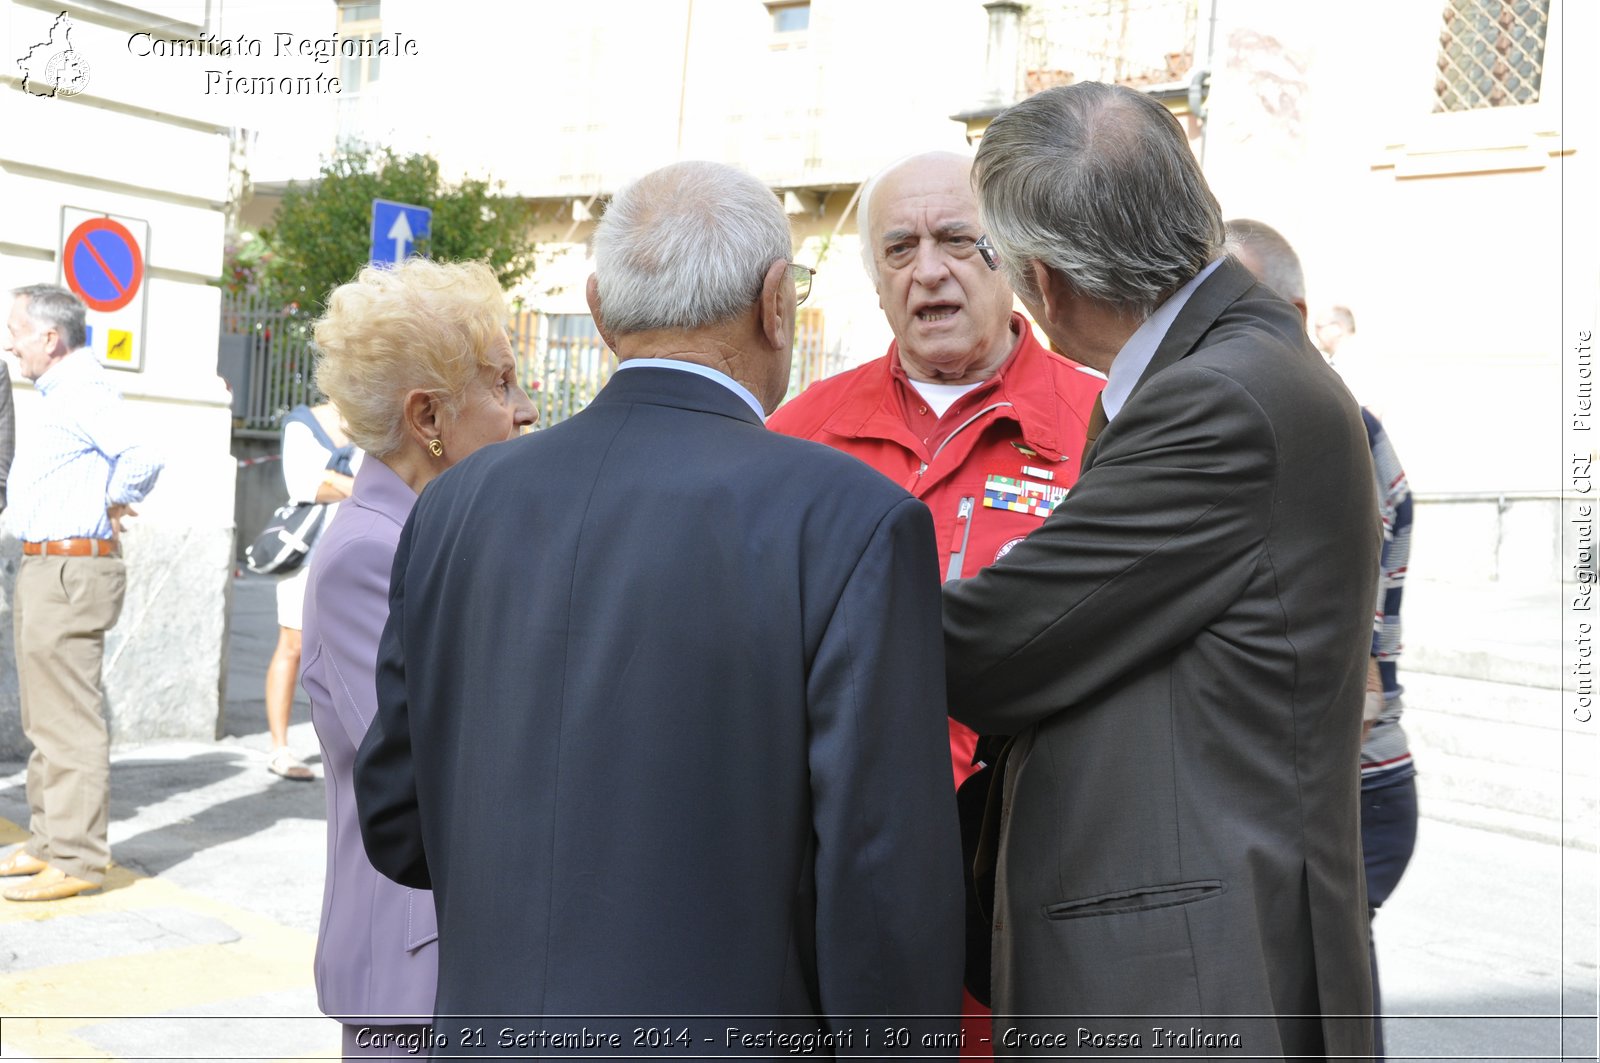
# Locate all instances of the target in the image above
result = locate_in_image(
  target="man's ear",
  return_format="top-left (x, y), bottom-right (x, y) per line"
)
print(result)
top-left (1291, 298), bottom-right (1309, 328)
top-left (401, 388), bottom-right (445, 451)
top-left (585, 274), bottom-right (620, 352)
top-left (1030, 261), bottom-right (1068, 327)
top-left (758, 257), bottom-right (790, 352)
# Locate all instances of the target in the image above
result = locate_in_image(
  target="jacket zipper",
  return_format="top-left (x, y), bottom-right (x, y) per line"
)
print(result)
top-left (945, 496), bottom-right (976, 582)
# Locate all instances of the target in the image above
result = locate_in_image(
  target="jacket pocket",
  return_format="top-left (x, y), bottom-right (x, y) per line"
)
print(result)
top-left (1044, 879), bottom-right (1224, 920)
top-left (404, 889), bottom-right (439, 951)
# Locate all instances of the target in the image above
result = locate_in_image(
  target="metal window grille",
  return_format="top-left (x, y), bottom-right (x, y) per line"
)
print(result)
top-left (788, 307), bottom-right (836, 401)
top-left (509, 310), bottom-right (614, 427)
top-left (506, 308), bottom-right (838, 427)
top-left (1433, 0), bottom-right (1549, 112)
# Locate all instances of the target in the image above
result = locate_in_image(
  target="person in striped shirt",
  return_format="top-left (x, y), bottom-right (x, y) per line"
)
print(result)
top-left (1227, 219), bottom-right (1416, 1062)
top-left (0, 283), bottom-right (164, 902)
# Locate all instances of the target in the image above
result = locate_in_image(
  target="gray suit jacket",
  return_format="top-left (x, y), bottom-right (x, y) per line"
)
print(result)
top-left (0, 360), bottom-right (14, 513)
top-left (944, 258), bottom-right (1378, 1059)
top-left (301, 457), bottom-right (438, 1025)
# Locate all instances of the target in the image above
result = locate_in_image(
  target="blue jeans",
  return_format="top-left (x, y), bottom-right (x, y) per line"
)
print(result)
top-left (1363, 772), bottom-right (1418, 1061)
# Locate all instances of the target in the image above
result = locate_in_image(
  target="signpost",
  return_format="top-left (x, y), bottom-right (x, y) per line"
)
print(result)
top-left (58, 207), bottom-right (150, 371)
top-left (370, 199), bottom-right (432, 266)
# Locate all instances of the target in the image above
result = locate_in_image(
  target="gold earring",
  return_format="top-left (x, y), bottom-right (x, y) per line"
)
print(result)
top-left (428, 439), bottom-right (444, 457)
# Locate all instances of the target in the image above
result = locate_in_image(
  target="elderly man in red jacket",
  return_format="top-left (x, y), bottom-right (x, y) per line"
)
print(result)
top-left (767, 149), bottom-right (1104, 1041)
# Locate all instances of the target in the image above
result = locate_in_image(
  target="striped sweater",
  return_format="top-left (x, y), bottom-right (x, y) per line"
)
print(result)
top-left (1361, 408), bottom-right (1414, 786)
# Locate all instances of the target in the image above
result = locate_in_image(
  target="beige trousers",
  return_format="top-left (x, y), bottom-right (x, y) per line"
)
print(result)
top-left (13, 554), bottom-right (126, 884)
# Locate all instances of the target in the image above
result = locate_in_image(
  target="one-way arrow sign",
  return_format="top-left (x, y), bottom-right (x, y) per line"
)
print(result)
top-left (370, 199), bottom-right (432, 266)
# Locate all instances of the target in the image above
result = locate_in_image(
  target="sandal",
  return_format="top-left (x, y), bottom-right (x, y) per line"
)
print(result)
top-left (267, 748), bottom-right (314, 781)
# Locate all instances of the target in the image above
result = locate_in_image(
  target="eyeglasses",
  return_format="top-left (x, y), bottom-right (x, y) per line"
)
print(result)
top-left (975, 235), bottom-right (1000, 272)
top-left (791, 263), bottom-right (816, 306)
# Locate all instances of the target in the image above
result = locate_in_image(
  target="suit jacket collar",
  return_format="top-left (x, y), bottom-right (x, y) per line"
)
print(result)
top-left (1080, 256), bottom-right (1257, 473)
top-left (1126, 255), bottom-right (1257, 403)
top-left (591, 365), bottom-right (766, 428)
top-left (353, 455), bottom-right (419, 527)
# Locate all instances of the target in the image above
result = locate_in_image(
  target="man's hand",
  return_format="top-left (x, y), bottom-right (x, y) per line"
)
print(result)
top-left (1362, 656), bottom-right (1383, 742)
top-left (107, 503), bottom-right (138, 540)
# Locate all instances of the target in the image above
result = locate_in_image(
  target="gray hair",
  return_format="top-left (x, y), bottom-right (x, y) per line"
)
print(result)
top-left (591, 161), bottom-right (793, 336)
top-left (10, 283), bottom-right (88, 350)
top-left (973, 82), bottom-right (1224, 318)
top-left (1224, 218), bottom-right (1305, 304)
top-left (855, 150), bottom-right (974, 285)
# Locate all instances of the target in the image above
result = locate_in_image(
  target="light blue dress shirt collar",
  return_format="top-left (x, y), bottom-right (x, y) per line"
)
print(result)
top-left (613, 358), bottom-right (767, 422)
top-left (34, 346), bottom-right (98, 397)
top-left (1101, 258), bottom-right (1225, 421)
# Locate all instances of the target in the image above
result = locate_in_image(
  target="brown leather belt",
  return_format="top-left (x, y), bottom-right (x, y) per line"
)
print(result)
top-left (22, 538), bottom-right (119, 558)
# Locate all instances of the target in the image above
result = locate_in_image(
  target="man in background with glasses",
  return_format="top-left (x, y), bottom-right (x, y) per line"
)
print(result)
top-left (767, 150), bottom-right (1104, 1045)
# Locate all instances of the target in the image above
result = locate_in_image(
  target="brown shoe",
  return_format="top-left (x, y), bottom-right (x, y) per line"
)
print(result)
top-left (0, 847), bottom-right (47, 877)
top-left (3, 866), bottom-right (102, 902)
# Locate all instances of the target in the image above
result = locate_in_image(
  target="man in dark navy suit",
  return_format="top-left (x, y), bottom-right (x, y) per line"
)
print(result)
top-left (356, 160), bottom-right (963, 1054)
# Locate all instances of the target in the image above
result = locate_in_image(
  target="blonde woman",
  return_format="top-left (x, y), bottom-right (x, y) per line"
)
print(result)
top-left (300, 258), bottom-right (535, 1058)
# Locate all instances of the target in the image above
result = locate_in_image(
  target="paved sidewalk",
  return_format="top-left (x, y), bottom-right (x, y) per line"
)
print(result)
top-left (0, 573), bottom-right (1594, 1061)
top-left (0, 574), bottom-right (336, 1061)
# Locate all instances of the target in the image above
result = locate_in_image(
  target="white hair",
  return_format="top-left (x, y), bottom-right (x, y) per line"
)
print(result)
top-left (591, 161), bottom-right (793, 335)
top-left (856, 150), bottom-right (976, 285)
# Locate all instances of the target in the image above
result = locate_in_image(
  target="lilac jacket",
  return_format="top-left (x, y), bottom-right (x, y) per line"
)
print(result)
top-left (301, 457), bottom-right (438, 1024)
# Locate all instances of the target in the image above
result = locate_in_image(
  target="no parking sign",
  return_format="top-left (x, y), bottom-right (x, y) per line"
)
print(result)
top-left (58, 207), bottom-right (150, 371)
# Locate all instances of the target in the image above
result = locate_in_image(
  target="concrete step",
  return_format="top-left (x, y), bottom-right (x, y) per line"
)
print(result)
top-left (1401, 671), bottom-right (1597, 849)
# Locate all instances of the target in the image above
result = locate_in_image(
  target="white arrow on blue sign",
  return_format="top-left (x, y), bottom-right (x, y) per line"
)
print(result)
top-left (370, 199), bottom-right (432, 266)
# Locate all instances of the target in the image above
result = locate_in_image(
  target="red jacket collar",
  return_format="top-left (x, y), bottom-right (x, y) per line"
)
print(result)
top-left (820, 313), bottom-right (1070, 460)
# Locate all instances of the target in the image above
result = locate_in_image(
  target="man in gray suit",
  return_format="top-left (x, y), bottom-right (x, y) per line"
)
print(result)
top-left (943, 83), bottom-right (1378, 1058)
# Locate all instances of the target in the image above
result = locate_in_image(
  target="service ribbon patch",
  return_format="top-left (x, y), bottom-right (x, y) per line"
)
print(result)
top-left (982, 475), bottom-right (1068, 518)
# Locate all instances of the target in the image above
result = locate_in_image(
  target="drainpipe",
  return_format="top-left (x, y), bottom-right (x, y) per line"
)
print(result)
top-left (1194, 0), bottom-right (1219, 164)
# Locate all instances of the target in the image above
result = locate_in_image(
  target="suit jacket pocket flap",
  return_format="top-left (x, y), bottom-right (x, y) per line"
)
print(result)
top-left (1044, 879), bottom-right (1224, 920)
top-left (405, 888), bottom-right (439, 951)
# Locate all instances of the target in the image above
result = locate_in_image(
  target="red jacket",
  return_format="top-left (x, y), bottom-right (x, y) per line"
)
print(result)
top-left (769, 314), bottom-right (1105, 786)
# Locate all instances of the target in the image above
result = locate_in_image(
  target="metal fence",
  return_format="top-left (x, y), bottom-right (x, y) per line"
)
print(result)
top-left (223, 297), bottom-right (841, 436)
top-left (507, 305), bottom-right (839, 423)
top-left (509, 310), bottom-right (614, 426)
top-left (219, 292), bottom-right (321, 433)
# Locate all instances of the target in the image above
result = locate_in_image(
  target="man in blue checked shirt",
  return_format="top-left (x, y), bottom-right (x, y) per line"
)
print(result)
top-left (0, 283), bottom-right (163, 902)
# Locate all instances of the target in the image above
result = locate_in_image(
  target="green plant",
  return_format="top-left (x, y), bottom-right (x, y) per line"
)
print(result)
top-left (259, 146), bottom-right (540, 315)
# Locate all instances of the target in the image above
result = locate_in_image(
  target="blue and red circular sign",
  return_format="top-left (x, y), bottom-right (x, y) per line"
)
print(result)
top-left (63, 217), bottom-right (144, 313)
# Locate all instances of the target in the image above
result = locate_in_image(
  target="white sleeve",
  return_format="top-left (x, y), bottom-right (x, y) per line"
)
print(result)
top-left (281, 421), bottom-right (331, 503)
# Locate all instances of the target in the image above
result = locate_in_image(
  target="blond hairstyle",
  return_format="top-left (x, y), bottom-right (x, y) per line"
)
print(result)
top-left (314, 259), bottom-right (509, 458)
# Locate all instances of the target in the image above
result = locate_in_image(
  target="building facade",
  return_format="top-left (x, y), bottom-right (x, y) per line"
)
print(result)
top-left (1, 0), bottom-right (240, 754)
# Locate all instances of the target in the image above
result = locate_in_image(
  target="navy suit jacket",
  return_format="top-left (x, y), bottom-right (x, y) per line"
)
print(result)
top-left (356, 366), bottom-right (964, 1048)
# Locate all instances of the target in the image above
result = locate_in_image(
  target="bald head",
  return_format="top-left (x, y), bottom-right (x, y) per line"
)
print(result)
top-left (1225, 218), bottom-right (1307, 323)
top-left (858, 150), bottom-right (1019, 383)
top-left (858, 152), bottom-right (974, 283)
